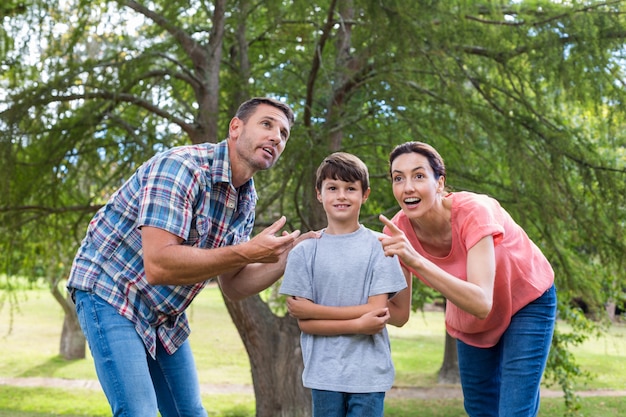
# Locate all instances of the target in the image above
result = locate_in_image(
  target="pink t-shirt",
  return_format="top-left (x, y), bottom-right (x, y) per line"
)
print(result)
top-left (386, 191), bottom-right (554, 348)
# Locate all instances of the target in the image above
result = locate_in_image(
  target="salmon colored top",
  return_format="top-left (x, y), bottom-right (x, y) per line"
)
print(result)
top-left (385, 191), bottom-right (554, 348)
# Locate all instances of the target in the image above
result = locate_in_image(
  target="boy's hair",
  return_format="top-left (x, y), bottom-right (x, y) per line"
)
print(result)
top-left (315, 152), bottom-right (369, 194)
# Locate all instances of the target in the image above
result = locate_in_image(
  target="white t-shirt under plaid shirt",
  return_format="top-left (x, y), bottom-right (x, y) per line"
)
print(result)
top-left (67, 140), bottom-right (256, 358)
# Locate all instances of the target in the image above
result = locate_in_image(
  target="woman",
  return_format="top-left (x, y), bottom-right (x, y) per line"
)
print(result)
top-left (378, 141), bottom-right (557, 417)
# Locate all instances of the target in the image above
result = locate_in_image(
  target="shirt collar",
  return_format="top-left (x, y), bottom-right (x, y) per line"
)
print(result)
top-left (210, 139), bottom-right (255, 194)
top-left (211, 140), bottom-right (232, 184)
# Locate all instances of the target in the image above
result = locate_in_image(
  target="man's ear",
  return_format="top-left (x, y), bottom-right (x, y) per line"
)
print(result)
top-left (228, 117), bottom-right (242, 140)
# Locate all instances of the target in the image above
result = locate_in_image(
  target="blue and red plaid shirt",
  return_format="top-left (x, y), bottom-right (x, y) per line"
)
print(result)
top-left (67, 140), bottom-right (256, 357)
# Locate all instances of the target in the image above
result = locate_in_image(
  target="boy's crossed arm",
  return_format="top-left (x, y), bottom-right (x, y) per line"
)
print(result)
top-left (286, 294), bottom-right (390, 336)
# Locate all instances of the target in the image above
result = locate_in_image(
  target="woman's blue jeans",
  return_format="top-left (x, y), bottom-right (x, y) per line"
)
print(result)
top-left (74, 290), bottom-right (207, 417)
top-left (311, 389), bottom-right (385, 417)
top-left (457, 284), bottom-right (557, 417)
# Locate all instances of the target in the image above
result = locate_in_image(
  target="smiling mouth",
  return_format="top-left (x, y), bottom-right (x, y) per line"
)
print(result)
top-left (262, 147), bottom-right (274, 157)
top-left (404, 197), bottom-right (421, 205)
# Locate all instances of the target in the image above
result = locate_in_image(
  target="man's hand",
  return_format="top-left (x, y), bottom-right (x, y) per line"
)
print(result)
top-left (242, 216), bottom-right (301, 263)
top-left (218, 218), bottom-right (319, 301)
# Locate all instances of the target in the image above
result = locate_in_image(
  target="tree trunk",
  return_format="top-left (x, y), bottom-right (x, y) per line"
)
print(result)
top-left (606, 301), bottom-right (616, 322)
top-left (223, 292), bottom-right (311, 417)
top-left (437, 300), bottom-right (460, 384)
top-left (437, 330), bottom-right (460, 384)
top-left (60, 305), bottom-right (86, 360)
top-left (51, 283), bottom-right (86, 360)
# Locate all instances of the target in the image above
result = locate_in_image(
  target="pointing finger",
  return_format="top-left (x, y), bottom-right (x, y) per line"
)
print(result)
top-left (379, 214), bottom-right (402, 235)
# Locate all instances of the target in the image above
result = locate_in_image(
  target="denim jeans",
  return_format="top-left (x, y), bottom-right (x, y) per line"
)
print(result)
top-left (311, 389), bottom-right (385, 417)
top-left (74, 290), bottom-right (207, 417)
top-left (457, 284), bottom-right (557, 417)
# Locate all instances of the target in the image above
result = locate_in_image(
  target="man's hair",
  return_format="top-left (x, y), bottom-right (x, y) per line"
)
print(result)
top-left (315, 152), bottom-right (370, 194)
top-left (235, 97), bottom-right (295, 127)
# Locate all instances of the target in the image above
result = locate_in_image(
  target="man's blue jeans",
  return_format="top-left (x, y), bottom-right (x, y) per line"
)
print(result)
top-left (311, 389), bottom-right (385, 417)
top-left (457, 284), bottom-right (557, 417)
top-left (74, 290), bottom-right (207, 417)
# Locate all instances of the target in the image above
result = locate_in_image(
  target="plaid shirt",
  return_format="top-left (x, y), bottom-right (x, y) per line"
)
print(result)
top-left (68, 140), bottom-right (256, 358)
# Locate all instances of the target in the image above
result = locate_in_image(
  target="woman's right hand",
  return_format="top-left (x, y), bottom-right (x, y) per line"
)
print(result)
top-left (378, 214), bottom-right (422, 269)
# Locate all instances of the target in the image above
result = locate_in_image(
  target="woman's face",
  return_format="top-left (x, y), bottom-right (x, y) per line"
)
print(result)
top-left (390, 152), bottom-right (444, 218)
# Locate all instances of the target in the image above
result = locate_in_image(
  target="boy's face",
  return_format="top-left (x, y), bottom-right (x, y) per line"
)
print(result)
top-left (316, 178), bottom-right (370, 224)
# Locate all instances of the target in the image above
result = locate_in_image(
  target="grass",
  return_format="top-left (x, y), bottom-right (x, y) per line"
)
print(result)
top-left (1, 286), bottom-right (625, 416)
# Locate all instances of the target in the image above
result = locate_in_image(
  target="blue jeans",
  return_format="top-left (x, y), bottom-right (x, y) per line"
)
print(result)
top-left (457, 284), bottom-right (557, 417)
top-left (311, 389), bottom-right (385, 417)
top-left (74, 290), bottom-right (207, 417)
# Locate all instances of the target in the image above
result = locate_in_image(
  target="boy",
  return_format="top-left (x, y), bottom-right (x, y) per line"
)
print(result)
top-left (280, 152), bottom-right (410, 417)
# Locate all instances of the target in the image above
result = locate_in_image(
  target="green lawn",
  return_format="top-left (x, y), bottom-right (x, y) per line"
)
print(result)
top-left (1, 286), bottom-right (624, 416)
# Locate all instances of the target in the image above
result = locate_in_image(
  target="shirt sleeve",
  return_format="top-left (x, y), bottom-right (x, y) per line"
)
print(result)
top-left (369, 251), bottom-right (407, 298)
top-left (456, 194), bottom-right (505, 250)
top-left (279, 243), bottom-right (314, 299)
top-left (137, 153), bottom-right (200, 240)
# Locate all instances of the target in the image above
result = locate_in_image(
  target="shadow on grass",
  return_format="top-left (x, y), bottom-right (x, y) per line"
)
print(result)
top-left (18, 356), bottom-right (78, 378)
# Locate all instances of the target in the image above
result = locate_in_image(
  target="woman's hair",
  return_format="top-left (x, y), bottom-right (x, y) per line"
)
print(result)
top-left (235, 97), bottom-right (295, 127)
top-left (388, 141), bottom-right (446, 180)
top-left (315, 152), bottom-right (370, 194)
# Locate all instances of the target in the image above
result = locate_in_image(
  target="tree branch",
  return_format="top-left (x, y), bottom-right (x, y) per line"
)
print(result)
top-left (123, 0), bottom-right (208, 69)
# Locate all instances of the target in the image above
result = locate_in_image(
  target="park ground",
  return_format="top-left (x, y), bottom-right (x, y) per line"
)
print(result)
top-left (1, 376), bottom-right (625, 399)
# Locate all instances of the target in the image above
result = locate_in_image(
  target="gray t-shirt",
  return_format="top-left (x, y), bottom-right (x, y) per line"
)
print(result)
top-left (280, 225), bottom-right (407, 393)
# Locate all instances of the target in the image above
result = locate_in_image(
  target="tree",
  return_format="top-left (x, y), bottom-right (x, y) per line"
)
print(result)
top-left (2, 1), bottom-right (626, 415)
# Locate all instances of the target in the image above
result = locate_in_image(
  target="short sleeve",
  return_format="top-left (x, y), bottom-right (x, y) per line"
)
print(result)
top-left (279, 241), bottom-right (315, 299)
top-left (454, 193), bottom-right (504, 250)
top-left (138, 154), bottom-right (200, 240)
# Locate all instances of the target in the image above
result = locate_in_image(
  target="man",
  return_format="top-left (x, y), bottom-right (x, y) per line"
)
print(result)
top-left (68, 97), bottom-right (308, 416)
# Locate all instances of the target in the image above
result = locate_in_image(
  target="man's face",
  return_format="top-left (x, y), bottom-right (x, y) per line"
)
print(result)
top-left (230, 104), bottom-right (291, 171)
